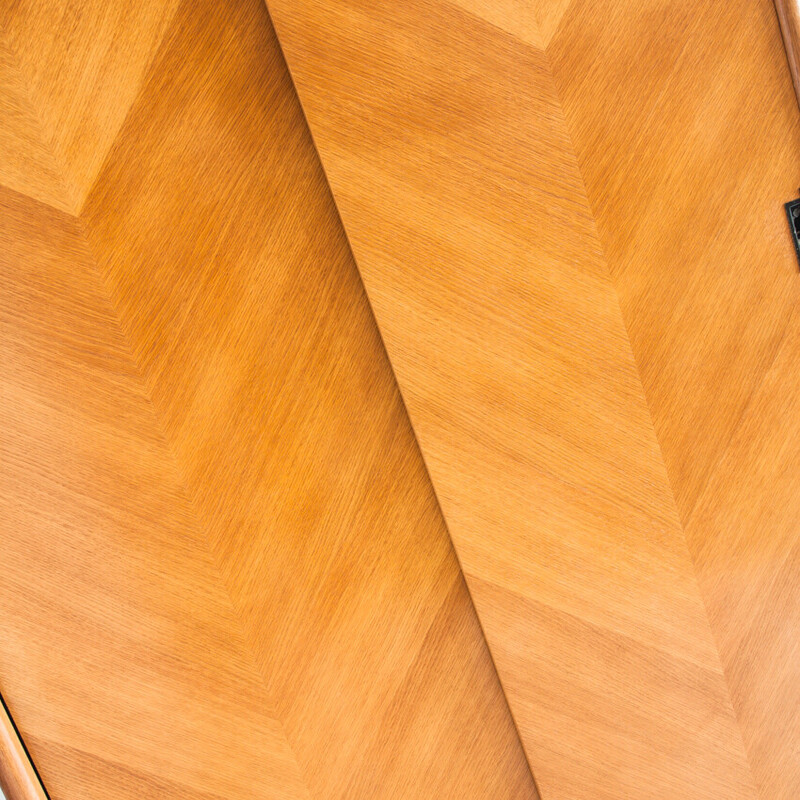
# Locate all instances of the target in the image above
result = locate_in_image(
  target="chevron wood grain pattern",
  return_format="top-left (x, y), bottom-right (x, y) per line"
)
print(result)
top-left (0, 185), bottom-right (310, 800)
top-left (265, 1), bottom-right (759, 798)
top-left (532, 0), bottom-right (573, 47)
top-left (685, 306), bottom-right (800, 800)
top-left (544, 1), bottom-right (800, 796)
top-left (1, 0), bottom-right (182, 213)
top-left (0, 0), bottom-right (539, 798)
top-left (0, 37), bottom-right (69, 216)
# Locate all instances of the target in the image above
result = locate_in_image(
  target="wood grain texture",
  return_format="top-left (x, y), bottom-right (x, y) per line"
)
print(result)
top-left (264, 1), bottom-right (758, 798)
top-left (448, 0), bottom-right (541, 48)
top-left (532, 0), bottom-right (572, 48)
top-left (0, 0), bottom-right (181, 213)
top-left (775, 0), bottom-right (800, 110)
top-left (685, 307), bottom-right (800, 799)
top-left (0, 696), bottom-right (47, 800)
top-left (81, 2), bottom-right (537, 795)
top-left (1, 0), bottom-right (538, 798)
top-left (0, 35), bottom-right (69, 213)
top-left (0, 184), bottom-right (310, 800)
top-left (544, 1), bottom-right (800, 796)
top-left (547, 0), bottom-right (800, 520)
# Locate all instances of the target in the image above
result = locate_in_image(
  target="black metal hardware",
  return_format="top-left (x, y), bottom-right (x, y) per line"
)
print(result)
top-left (784, 191), bottom-right (800, 269)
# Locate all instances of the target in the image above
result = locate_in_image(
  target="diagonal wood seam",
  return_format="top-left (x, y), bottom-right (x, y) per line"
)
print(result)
top-left (76, 0), bottom-right (534, 779)
top-left (258, 0), bottom-right (635, 786)
top-left (2, 6), bottom-right (537, 797)
top-left (8, 0), bottom-right (764, 789)
top-left (241, 2), bottom-right (545, 792)
top-left (260, 0), bottom-right (761, 795)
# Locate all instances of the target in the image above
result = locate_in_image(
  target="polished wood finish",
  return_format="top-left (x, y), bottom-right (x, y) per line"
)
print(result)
top-left (1, 0), bottom-right (182, 213)
top-left (775, 0), bottom-right (800, 110)
top-left (0, 36), bottom-right (69, 215)
top-left (1, 184), bottom-right (310, 800)
top-left (0, 697), bottom-right (47, 800)
top-left (544, 1), bottom-right (800, 795)
top-left (5, 0), bottom-right (796, 797)
top-left (0, 0), bottom-right (537, 798)
top-left (686, 307), bottom-right (800, 800)
top-left (265, 1), bottom-right (758, 798)
top-left (81, 0), bottom-right (536, 796)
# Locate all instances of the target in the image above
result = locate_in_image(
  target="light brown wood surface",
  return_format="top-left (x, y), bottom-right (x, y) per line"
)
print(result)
top-left (265, 1), bottom-right (760, 798)
top-left (544, 1), bottom-right (800, 796)
top-left (5, 0), bottom-right (798, 798)
top-left (0, 0), bottom-right (537, 798)
top-left (1, 184), bottom-right (310, 800)
top-left (0, 697), bottom-right (47, 800)
top-left (1, 0), bottom-right (182, 213)
top-left (775, 0), bottom-right (800, 110)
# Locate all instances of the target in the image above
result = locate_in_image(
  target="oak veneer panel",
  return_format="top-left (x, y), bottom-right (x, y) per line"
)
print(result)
top-left (0, 0), bottom-right (181, 213)
top-left (545, 0), bottom-right (800, 795)
top-left (447, 0), bottom-right (541, 48)
top-left (548, 0), bottom-right (800, 518)
top-left (66, 0), bottom-right (534, 797)
top-left (686, 307), bottom-right (800, 799)
top-left (0, 36), bottom-right (69, 213)
top-left (0, 185), bottom-right (310, 800)
top-left (533, 0), bottom-right (572, 47)
top-left (265, 0), bottom-right (757, 797)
